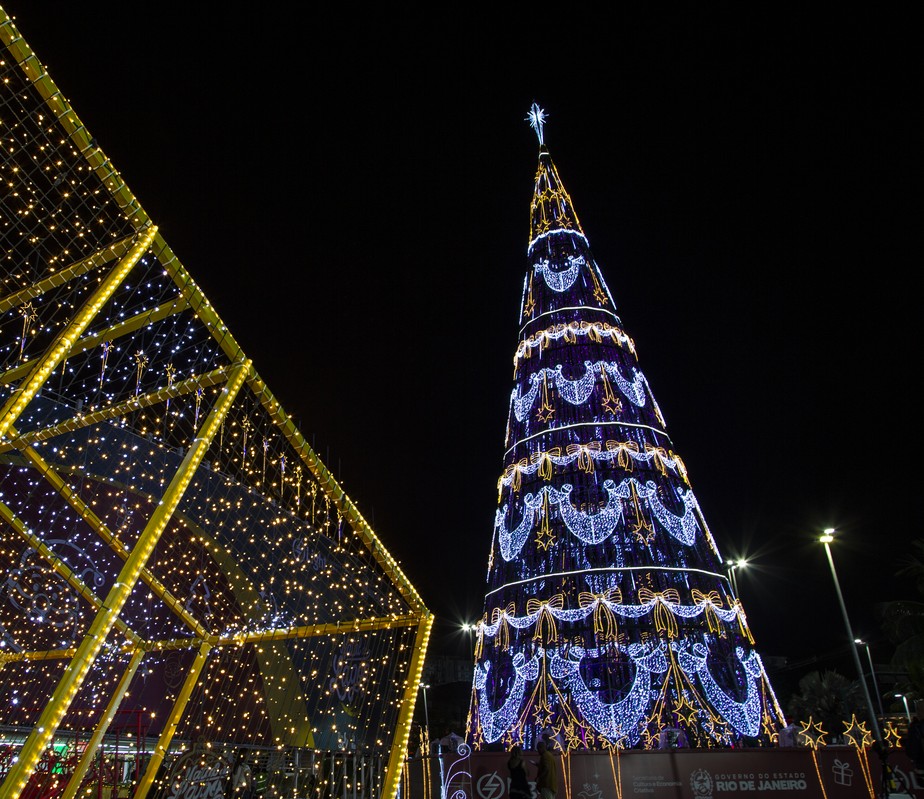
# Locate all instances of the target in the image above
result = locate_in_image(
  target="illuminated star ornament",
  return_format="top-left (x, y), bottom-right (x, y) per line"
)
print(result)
top-left (842, 715), bottom-right (873, 748)
top-left (799, 717), bottom-right (828, 749)
top-left (526, 103), bottom-right (548, 145)
top-left (884, 721), bottom-right (904, 748)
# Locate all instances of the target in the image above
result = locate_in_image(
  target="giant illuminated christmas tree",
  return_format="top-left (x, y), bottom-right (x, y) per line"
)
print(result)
top-left (467, 106), bottom-right (785, 751)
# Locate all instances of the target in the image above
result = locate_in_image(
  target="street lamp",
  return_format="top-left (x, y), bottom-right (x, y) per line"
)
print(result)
top-left (462, 621), bottom-right (478, 657)
top-left (855, 638), bottom-right (885, 717)
top-left (820, 529), bottom-right (882, 742)
top-left (895, 693), bottom-right (912, 723)
top-left (726, 559), bottom-right (746, 598)
top-left (419, 683), bottom-right (430, 739)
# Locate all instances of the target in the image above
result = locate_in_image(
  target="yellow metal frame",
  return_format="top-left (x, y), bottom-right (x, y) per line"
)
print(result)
top-left (0, 11), bottom-right (431, 799)
top-left (60, 649), bottom-right (146, 799)
top-left (135, 642), bottom-right (213, 799)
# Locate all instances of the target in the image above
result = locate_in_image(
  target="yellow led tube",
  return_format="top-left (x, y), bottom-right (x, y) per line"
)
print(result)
top-left (0, 225), bottom-right (157, 442)
top-left (0, 360), bottom-right (248, 799)
top-left (133, 642), bottom-right (212, 799)
top-left (59, 648), bottom-right (145, 799)
top-left (382, 612), bottom-right (433, 799)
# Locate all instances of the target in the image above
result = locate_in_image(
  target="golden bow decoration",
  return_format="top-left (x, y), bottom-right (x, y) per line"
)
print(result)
top-left (530, 448), bottom-right (561, 481)
top-left (692, 590), bottom-right (724, 635)
top-left (473, 614), bottom-right (487, 659)
top-left (502, 458), bottom-right (529, 494)
top-left (732, 599), bottom-right (755, 644)
top-left (566, 441), bottom-right (602, 473)
top-left (536, 329), bottom-right (554, 354)
top-left (578, 588), bottom-right (623, 640)
top-left (490, 603), bottom-right (517, 650)
top-left (514, 340), bottom-right (529, 365)
top-left (526, 594), bottom-right (565, 643)
top-left (576, 320), bottom-right (601, 343)
top-left (638, 588), bottom-right (681, 639)
top-left (644, 444), bottom-right (669, 475)
top-left (607, 439), bottom-right (639, 471)
top-left (673, 453), bottom-right (690, 486)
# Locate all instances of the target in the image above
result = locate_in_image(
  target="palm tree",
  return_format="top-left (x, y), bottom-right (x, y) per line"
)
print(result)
top-left (882, 539), bottom-right (924, 699)
top-left (787, 670), bottom-right (865, 736)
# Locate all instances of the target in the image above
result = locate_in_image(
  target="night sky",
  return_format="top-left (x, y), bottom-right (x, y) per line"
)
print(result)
top-left (4, 6), bottom-right (922, 693)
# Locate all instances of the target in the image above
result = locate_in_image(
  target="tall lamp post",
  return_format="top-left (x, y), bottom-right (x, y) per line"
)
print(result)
top-left (820, 529), bottom-right (882, 742)
top-left (726, 559), bottom-right (746, 598)
top-left (462, 621), bottom-right (477, 652)
top-left (420, 683), bottom-right (431, 742)
top-left (895, 693), bottom-right (912, 723)
top-left (855, 638), bottom-right (885, 717)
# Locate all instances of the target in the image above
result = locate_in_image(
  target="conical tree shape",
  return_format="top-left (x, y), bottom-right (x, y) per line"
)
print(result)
top-left (467, 106), bottom-right (784, 751)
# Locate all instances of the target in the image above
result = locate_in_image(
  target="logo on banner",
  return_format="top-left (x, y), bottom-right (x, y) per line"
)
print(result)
top-left (164, 750), bottom-right (229, 799)
top-left (476, 771), bottom-right (505, 799)
top-left (691, 769), bottom-right (714, 797)
top-left (688, 769), bottom-right (808, 795)
top-left (577, 783), bottom-right (604, 799)
top-left (832, 759), bottom-right (853, 786)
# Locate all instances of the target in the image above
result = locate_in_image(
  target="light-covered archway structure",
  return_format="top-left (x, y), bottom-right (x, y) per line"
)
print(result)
top-left (0, 10), bottom-right (431, 799)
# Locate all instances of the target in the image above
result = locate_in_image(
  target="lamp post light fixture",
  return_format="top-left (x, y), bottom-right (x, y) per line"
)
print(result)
top-left (855, 638), bottom-right (885, 717)
top-left (726, 559), bottom-right (746, 598)
top-left (462, 621), bottom-right (478, 656)
top-left (895, 693), bottom-right (912, 723)
top-left (820, 528), bottom-right (882, 742)
top-left (419, 682), bottom-right (431, 738)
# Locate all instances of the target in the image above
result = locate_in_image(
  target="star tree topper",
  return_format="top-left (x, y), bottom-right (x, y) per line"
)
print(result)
top-left (527, 103), bottom-right (548, 145)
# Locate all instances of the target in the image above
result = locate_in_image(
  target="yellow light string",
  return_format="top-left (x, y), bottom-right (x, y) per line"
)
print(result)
top-left (811, 749), bottom-right (830, 799)
top-left (608, 747), bottom-right (623, 799)
top-left (855, 745), bottom-right (875, 798)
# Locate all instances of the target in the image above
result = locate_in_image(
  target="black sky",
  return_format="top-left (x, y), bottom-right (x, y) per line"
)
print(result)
top-left (4, 6), bottom-right (922, 687)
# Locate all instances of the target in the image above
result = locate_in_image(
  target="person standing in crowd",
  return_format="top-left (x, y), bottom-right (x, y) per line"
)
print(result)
top-left (225, 750), bottom-right (252, 798)
top-left (507, 745), bottom-right (531, 799)
top-left (535, 740), bottom-right (558, 799)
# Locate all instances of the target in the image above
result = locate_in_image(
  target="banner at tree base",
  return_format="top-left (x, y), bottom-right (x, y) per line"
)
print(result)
top-left (402, 747), bottom-right (923, 799)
